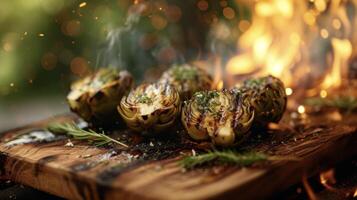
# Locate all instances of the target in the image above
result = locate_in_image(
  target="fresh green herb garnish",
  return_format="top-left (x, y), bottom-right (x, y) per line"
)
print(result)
top-left (47, 122), bottom-right (128, 148)
top-left (194, 91), bottom-right (221, 114)
top-left (172, 65), bottom-right (198, 81)
top-left (180, 150), bottom-right (267, 169)
top-left (243, 77), bottom-right (264, 88)
top-left (304, 96), bottom-right (357, 112)
top-left (136, 94), bottom-right (153, 104)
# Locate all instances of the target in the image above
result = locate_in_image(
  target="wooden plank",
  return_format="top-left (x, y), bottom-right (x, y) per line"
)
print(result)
top-left (1, 112), bottom-right (357, 200)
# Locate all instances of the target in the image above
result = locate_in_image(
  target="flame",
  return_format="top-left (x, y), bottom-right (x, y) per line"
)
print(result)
top-left (320, 169), bottom-right (337, 191)
top-left (223, 0), bottom-right (356, 91)
top-left (321, 38), bottom-right (352, 89)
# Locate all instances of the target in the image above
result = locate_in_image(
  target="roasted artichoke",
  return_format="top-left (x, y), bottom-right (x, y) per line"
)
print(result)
top-left (233, 75), bottom-right (287, 126)
top-left (159, 64), bottom-right (213, 99)
top-left (181, 90), bottom-right (255, 146)
top-left (118, 83), bottom-right (181, 133)
top-left (67, 68), bottom-right (134, 125)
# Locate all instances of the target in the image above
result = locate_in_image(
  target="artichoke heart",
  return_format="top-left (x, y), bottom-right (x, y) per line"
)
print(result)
top-left (181, 90), bottom-right (254, 146)
top-left (234, 75), bottom-right (287, 126)
top-left (118, 83), bottom-right (181, 133)
top-left (67, 68), bottom-right (134, 125)
top-left (159, 64), bottom-right (213, 99)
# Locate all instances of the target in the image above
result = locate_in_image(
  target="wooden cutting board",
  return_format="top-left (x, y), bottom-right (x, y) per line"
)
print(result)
top-left (1, 111), bottom-right (357, 200)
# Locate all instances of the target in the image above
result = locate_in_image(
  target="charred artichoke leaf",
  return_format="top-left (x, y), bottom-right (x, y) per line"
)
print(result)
top-left (159, 64), bottom-right (213, 99)
top-left (181, 90), bottom-right (254, 146)
top-left (67, 68), bottom-right (134, 125)
top-left (234, 75), bottom-right (287, 126)
top-left (118, 83), bottom-right (181, 133)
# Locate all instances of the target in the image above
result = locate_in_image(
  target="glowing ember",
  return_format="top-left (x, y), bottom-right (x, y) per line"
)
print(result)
top-left (298, 105), bottom-right (305, 114)
top-left (320, 169), bottom-right (337, 191)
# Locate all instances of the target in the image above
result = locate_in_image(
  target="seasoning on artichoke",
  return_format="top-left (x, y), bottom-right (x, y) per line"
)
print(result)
top-left (67, 68), bottom-right (134, 125)
top-left (234, 75), bottom-right (287, 126)
top-left (159, 64), bottom-right (213, 99)
top-left (118, 83), bottom-right (181, 133)
top-left (181, 90), bottom-right (255, 146)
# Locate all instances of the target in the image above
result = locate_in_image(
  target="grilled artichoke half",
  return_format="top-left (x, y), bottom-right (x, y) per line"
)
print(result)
top-left (159, 64), bottom-right (213, 99)
top-left (67, 68), bottom-right (134, 125)
top-left (234, 75), bottom-right (287, 126)
top-left (118, 83), bottom-right (181, 133)
top-left (181, 90), bottom-right (255, 146)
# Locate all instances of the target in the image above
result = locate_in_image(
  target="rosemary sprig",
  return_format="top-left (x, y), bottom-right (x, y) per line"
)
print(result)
top-left (180, 150), bottom-right (268, 169)
top-left (47, 122), bottom-right (128, 148)
top-left (304, 96), bottom-right (357, 112)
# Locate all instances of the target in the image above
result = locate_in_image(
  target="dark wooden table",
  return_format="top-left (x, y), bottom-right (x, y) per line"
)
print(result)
top-left (0, 97), bottom-right (67, 200)
top-left (1, 98), bottom-right (357, 200)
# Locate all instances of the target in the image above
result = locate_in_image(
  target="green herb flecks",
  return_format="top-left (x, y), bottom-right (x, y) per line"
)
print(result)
top-left (136, 94), bottom-right (153, 104)
top-left (194, 91), bottom-right (220, 114)
top-left (180, 150), bottom-right (268, 169)
top-left (243, 77), bottom-right (265, 88)
top-left (305, 96), bottom-right (357, 112)
top-left (47, 122), bottom-right (128, 148)
top-left (172, 65), bottom-right (198, 81)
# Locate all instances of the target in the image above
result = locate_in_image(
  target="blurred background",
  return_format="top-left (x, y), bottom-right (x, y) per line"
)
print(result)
top-left (0, 0), bottom-right (129, 130)
top-left (0, 0), bottom-right (251, 131)
top-left (1, 0), bottom-right (356, 130)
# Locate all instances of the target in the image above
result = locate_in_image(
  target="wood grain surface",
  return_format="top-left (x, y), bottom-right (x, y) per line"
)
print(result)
top-left (1, 111), bottom-right (357, 200)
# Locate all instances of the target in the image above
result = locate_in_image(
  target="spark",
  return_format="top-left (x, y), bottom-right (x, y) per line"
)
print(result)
top-left (38, 33), bottom-right (45, 37)
top-left (320, 90), bottom-right (327, 98)
top-left (320, 29), bottom-right (329, 39)
top-left (285, 88), bottom-right (293, 96)
top-left (79, 2), bottom-right (87, 8)
top-left (10, 83), bottom-right (14, 87)
top-left (298, 105), bottom-right (305, 114)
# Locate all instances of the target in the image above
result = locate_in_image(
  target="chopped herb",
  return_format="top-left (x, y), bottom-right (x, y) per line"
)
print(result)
top-left (172, 65), bottom-right (198, 81)
top-left (194, 91), bottom-right (221, 114)
top-left (47, 122), bottom-right (128, 148)
top-left (136, 94), bottom-right (153, 104)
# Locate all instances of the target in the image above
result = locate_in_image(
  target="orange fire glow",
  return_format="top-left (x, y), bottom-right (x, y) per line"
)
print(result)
top-left (210, 0), bottom-right (357, 92)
